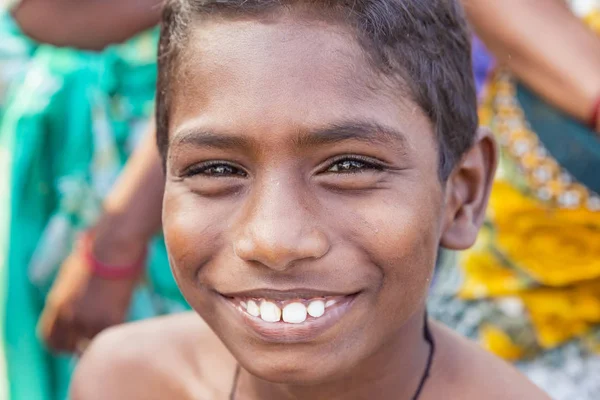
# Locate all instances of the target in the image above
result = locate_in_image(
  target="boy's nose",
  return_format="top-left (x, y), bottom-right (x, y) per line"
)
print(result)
top-left (233, 184), bottom-right (330, 271)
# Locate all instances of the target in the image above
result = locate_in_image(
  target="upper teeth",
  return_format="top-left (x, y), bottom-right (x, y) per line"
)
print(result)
top-left (282, 302), bottom-right (307, 324)
top-left (260, 301), bottom-right (281, 322)
top-left (307, 300), bottom-right (325, 318)
top-left (240, 298), bottom-right (338, 324)
top-left (247, 300), bottom-right (261, 317)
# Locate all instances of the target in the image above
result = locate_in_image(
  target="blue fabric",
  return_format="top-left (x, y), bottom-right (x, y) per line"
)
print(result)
top-left (517, 84), bottom-right (600, 192)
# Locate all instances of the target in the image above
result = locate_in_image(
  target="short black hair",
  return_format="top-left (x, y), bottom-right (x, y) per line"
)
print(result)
top-left (156, 0), bottom-right (477, 179)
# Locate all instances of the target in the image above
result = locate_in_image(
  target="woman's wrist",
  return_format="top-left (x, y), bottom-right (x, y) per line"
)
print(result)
top-left (590, 94), bottom-right (600, 133)
top-left (90, 211), bottom-right (154, 267)
top-left (80, 230), bottom-right (147, 280)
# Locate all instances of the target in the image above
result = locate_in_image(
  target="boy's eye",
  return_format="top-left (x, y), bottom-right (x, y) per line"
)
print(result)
top-left (184, 162), bottom-right (247, 178)
top-left (324, 157), bottom-right (384, 174)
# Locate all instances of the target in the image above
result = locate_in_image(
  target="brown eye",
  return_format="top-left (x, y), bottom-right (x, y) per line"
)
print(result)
top-left (325, 157), bottom-right (383, 173)
top-left (184, 162), bottom-right (247, 178)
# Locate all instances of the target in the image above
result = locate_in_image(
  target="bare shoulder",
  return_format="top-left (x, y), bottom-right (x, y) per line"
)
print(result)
top-left (70, 312), bottom-right (237, 400)
top-left (427, 321), bottom-right (551, 400)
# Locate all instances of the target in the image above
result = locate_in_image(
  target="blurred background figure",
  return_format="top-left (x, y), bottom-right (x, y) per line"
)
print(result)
top-left (431, 1), bottom-right (600, 399)
top-left (0, 1), bottom-right (187, 399)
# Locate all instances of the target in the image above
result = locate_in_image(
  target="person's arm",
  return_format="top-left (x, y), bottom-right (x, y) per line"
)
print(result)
top-left (464, 0), bottom-right (600, 131)
top-left (93, 122), bottom-right (165, 263)
top-left (12, 0), bottom-right (162, 50)
top-left (39, 123), bottom-right (165, 353)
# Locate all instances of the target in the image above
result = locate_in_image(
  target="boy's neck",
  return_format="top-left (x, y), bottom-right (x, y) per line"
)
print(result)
top-left (238, 309), bottom-right (432, 400)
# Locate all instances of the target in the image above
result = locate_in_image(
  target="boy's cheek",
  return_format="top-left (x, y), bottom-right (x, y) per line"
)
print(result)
top-left (162, 193), bottom-right (223, 278)
top-left (349, 193), bottom-right (440, 289)
top-left (340, 188), bottom-right (441, 251)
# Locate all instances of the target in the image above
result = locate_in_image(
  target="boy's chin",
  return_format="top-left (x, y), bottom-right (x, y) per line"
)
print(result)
top-left (240, 355), bottom-right (348, 386)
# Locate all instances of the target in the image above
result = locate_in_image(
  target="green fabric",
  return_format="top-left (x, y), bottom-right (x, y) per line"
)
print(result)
top-left (0, 11), bottom-right (36, 116)
top-left (0, 10), bottom-right (37, 400)
top-left (0, 75), bottom-right (13, 400)
top-left (0, 20), bottom-right (188, 400)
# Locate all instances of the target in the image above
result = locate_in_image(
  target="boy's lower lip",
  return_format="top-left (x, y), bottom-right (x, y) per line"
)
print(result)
top-left (220, 293), bottom-right (358, 344)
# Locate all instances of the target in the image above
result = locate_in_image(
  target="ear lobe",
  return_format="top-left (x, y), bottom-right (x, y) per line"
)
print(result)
top-left (441, 128), bottom-right (498, 250)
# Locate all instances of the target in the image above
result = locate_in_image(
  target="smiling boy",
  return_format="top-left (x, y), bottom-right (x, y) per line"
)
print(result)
top-left (71, 0), bottom-right (550, 399)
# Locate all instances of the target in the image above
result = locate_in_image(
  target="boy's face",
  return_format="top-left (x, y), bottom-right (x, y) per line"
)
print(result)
top-left (163, 15), bottom-right (489, 384)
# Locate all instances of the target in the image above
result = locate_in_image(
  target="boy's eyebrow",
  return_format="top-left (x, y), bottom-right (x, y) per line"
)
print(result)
top-left (170, 129), bottom-right (251, 151)
top-left (294, 120), bottom-right (408, 149)
top-left (170, 120), bottom-right (408, 152)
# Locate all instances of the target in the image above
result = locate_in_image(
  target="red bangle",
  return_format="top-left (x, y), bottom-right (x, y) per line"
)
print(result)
top-left (80, 231), bottom-right (147, 280)
top-left (589, 95), bottom-right (600, 130)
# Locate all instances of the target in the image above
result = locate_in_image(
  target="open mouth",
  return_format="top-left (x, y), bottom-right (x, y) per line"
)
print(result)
top-left (219, 290), bottom-right (360, 343)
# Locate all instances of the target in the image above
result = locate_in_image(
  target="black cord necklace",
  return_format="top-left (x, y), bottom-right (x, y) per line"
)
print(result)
top-left (229, 315), bottom-right (435, 400)
top-left (229, 364), bottom-right (241, 400)
top-left (412, 314), bottom-right (435, 399)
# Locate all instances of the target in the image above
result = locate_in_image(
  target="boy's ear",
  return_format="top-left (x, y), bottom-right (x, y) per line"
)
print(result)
top-left (440, 128), bottom-right (498, 250)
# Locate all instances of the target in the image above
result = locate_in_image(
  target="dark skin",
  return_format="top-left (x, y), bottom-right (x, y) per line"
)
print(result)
top-left (71, 12), bottom-right (549, 400)
top-left (72, 312), bottom-right (549, 400)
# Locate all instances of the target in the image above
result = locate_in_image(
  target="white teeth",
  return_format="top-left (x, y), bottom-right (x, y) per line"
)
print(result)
top-left (282, 303), bottom-right (308, 324)
top-left (260, 301), bottom-right (281, 322)
top-left (307, 300), bottom-right (325, 318)
top-left (241, 298), bottom-right (338, 322)
top-left (325, 299), bottom-right (337, 308)
top-left (246, 300), bottom-right (260, 317)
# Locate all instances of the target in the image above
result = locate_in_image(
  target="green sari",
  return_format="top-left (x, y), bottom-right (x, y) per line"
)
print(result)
top-left (0, 14), bottom-right (187, 400)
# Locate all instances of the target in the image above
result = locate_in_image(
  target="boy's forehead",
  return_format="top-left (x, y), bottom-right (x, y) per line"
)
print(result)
top-left (169, 16), bottom-right (433, 152)
top-left (178, 17), bottom-right (377, 102)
